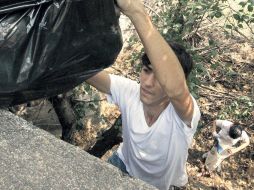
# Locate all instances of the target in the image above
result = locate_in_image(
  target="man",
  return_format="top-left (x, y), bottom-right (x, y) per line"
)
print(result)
top-left (86, 0), bottom-right (200, 189)
top-left (203, 120), bottom-right (250, 172)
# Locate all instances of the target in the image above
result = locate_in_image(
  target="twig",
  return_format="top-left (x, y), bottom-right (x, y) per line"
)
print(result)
top-left (196, 84), bottom-right (236, 98)
top-left (199, 92), bottom-right (234, 99)
top-left (183, 21), bottom-right (220, 40)
top-left (203, 121), bottom-right (214, 129)
top-left (245, 22), bottom-right (254, 35)
top-left (72, 98), bottom-right (107, 103)
top-left (186, 8), bottom-right (208, 40)
top-left (190, 41), bottom-right (235, 52)
top-left (223, 12), bottom-right (252, 42)
top-left (143, 2), bottom-right (161, 19)
top-left (111, 66), bottom-right (124, 75)
top-left (226, 0), bottom-right (254, 35)
top-left (233, 26), bottom-right (252, 42)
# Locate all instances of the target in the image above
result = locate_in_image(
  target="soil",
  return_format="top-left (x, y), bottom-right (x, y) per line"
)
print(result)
top-left (13, 11), bottom-right (253, 190)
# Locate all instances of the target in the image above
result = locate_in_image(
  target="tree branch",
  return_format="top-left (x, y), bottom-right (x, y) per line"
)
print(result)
top-left (196, 84), bottom-right (236, 98)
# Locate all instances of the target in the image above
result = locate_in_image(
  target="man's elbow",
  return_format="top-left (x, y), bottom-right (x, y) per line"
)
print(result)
top-left (165, 81), bottom-right (189, 99)
top-left (245, 140), bottom-right (250, 146)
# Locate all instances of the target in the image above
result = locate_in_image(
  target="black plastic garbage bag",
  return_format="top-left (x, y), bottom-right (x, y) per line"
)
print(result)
top-left (0, 0), bottom-right (122, 107)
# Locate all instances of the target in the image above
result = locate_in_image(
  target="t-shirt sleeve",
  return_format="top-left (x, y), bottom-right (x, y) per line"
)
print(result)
top-left (183, 96), bottom-right (201, 129)
top-left (107, 74), bottom-right (139, 110)
top-left (181, 95), bottom-right (201, 134)
top-left (240, 131), bottom-right (250, 143)
top-left (216, 120), bottom-right (233, 130)
top-left (190, 96), bottom-right (201, 129)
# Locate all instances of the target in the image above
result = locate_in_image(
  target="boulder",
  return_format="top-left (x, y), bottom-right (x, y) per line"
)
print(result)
top-left (0, 109), bottom-right (157, 190)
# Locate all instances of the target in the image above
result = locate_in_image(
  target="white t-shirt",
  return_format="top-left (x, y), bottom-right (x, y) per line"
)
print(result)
top-left (215, 120), bottom-right (249, 149)
top-left (107, 74), bottom-right (201, 190)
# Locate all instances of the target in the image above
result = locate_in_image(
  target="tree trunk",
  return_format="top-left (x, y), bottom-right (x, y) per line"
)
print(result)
top-left (87, 116), bottom-right (122, 158)
top-left (49, 94), bottom-right (76, 143)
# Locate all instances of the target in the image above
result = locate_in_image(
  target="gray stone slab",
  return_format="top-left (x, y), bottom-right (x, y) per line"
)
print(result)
top-left (0, 109), bottom-right (157, 190)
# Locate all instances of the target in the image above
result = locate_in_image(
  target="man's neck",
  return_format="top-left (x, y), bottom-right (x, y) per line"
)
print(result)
top-left (143, 101), bottom-right (169, 127)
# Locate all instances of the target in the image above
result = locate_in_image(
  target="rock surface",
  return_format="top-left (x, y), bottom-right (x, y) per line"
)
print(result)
top-left (0, 109), bottom-right (156, 190)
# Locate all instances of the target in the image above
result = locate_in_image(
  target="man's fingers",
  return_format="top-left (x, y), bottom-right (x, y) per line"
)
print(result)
top-left (114, 0), bottom-right (120, 8)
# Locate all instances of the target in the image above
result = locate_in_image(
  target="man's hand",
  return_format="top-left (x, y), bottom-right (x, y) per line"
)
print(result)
top-left (226, 149), bottom-right (233, 155)
top-left (115, 0), bottom-right (145, 17)
top-left (212, 120), bottom-right (217, 136)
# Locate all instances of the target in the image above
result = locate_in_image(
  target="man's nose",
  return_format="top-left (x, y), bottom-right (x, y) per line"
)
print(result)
top-left (144, 74), bottom-right (155, 87)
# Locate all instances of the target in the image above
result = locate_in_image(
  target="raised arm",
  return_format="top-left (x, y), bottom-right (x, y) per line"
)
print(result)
top-left (212, 120), bottom-right (218, 137)
top-left (86, 71), bottom-right (111, 95)
top-left (231, 140), bottom-right (250, 154)
top-left (116, 0), bottom-right (194, 124)
top-left (230, 131), bottom-right (250, 154)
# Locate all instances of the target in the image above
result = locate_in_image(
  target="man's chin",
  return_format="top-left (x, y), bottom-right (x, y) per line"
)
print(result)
top-left (140, 96), bottom-right (170, 107)
top-left (140, 96), bottom-right (152, 105)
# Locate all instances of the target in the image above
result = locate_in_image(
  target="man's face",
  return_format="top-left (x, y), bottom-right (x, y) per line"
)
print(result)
top-left (139, 65), bottom-right (169, 106)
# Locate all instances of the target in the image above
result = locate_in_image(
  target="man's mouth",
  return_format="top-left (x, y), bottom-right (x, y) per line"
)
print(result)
top-left (141, 87), bottom-right (152, 96)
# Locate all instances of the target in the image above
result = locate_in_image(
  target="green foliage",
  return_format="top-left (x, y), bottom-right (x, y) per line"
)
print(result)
top-left (126, 0), bottom-right (253, 122)
top-left (222, 0), bottom-right (254, 39)
top-left (150, 0), bottom-right (221, 96)
top-left (71, 83), bottom-right (105, 130)
top-left (74, 102), bottom-right (87, 120)
top-left (218, 96), bottom-right (253, 120)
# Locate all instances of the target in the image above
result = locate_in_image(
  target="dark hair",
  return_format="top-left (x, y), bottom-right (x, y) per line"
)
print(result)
top-left (141, 42), bottom-right (194, 79)
top-left (229, 125), bottom-right (242, 139)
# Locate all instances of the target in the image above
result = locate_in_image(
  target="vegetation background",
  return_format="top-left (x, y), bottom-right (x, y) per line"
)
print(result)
top-left (13, 0), bottom-right (253, 189)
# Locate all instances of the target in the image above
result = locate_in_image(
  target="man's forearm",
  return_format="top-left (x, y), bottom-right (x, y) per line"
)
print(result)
top-left (212, 120), bottom-right (217, 136)
top-left (231, 142), bottom-right (249, 154)
top-left (86, 71), bottom-right (111, 95)
top-left (128, 11), bottom-right (187, 98)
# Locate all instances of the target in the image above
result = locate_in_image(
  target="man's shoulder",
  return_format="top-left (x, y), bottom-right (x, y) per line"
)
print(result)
top-left (109, 74), bottom-right (139, 93)
top-left (241, 130), bottom-right (250, 141)
top-left (110, 74), bottom-right (137, 84)
top-left (216, 120), bottom-right (233, 129)
top-left (107, 74), bottom-right (140, 107)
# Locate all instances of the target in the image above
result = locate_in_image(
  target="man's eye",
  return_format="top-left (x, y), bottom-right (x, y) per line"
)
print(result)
top-left (143, 68), bottom-right (149, 73)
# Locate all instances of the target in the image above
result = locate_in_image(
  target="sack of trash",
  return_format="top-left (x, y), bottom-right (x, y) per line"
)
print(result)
top-left (0, 0), bottom-right (122, 107)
